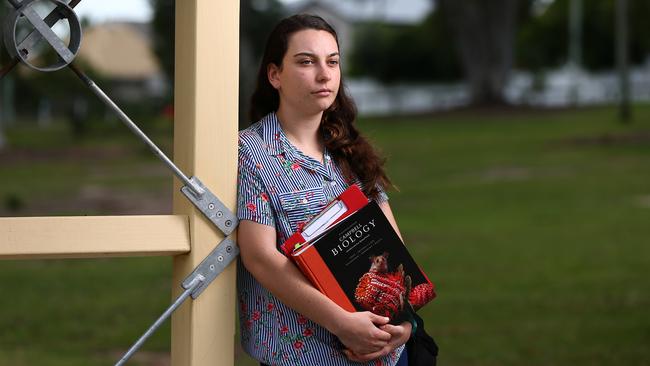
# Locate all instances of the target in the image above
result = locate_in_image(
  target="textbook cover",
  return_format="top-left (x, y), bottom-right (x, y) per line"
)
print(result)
top-left (291, 200), bottom-right (436, 323)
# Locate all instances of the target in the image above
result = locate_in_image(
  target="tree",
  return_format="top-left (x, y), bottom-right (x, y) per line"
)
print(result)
top-left (350, 11), bottom-right (462, 84)
top-left (439, 0), bottom-right (520, 105)
top-left (517, 0), bottom-right (650, 72)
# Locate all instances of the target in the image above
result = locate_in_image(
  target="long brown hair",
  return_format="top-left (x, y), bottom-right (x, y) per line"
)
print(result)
top-left (250, 14), bottom-right (393, 199)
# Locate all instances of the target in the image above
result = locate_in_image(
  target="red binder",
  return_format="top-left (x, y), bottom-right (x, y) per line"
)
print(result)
top-left (280, 185), bottom-right (369, 312)
top-left (279, 184), bottom-right (369, 256)
top-left (282, 185), bottom-right (436, 315)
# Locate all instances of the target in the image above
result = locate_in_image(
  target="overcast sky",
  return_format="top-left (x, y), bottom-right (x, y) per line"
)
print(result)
top-left (71, 0), bottom-right (425, 24)
top-left (74, 0), bottom-right (297, 23)
top-left (73, 0), bottom-right (153, 23)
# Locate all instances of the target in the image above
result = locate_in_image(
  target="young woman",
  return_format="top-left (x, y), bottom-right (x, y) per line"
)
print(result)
top-left (237, 14), bottom-right (412, 366)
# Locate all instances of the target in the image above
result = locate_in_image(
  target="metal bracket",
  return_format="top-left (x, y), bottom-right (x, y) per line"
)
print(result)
top-left (182, 236), bottom-right (239, 299)
top-left (115, 236), bottom-right (239, 366)
top-left (181, 176), bottom-right (238, 236)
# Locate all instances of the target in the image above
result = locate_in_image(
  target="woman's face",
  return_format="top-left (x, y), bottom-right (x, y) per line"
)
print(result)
top-left (268, 29), bottom-right (341, 117)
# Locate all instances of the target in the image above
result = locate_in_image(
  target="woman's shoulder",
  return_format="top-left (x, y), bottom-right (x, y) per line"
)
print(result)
top-left (239, 112), bottom-right (282, 157)
top-left (239, 121), bottom-right (263, 147)
top-left (238, 126), bottom-right (267, 166)
top-left (239, 113), bottom-right (279, 165)
top-left (239, 113), bottom-right (276, 149)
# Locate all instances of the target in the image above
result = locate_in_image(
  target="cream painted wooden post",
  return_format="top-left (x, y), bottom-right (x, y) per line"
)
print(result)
top-left (171, 1), bottom-right (239, 365)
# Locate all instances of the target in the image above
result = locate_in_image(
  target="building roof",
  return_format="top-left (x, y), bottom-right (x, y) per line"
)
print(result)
top-left (77, 22), bottom-right (161, 79)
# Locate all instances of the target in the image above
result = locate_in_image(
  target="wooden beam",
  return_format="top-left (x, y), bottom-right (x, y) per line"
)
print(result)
top-left (0, 215), bottom-right (190, 260)
top-left (171, 0), bottom-right (239, 365)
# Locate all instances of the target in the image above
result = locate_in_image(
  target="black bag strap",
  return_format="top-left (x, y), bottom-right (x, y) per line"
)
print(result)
top-left (407, 312), bottom-right (438, 366)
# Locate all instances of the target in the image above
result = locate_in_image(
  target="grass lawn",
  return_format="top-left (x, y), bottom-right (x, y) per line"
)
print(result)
top-left (1, 105), bottom-right (649, 365)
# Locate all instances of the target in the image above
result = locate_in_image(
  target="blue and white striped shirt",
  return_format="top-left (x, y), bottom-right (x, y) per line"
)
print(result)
top-left (236, 112), bottom-right (402, 365)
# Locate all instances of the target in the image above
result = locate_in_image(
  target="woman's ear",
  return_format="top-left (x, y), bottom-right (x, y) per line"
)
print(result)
top-left (267, 63), bottom-right (281, 90)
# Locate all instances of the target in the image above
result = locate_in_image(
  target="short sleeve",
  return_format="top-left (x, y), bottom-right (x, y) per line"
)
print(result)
top-left (375, 183), bottom-right (389, 204)
top-left (352, 180), bottom-right (389, 204)
top-left (352, 177), bottom-right (390, 205)
top-left (237, 142), bottom-right (275, 227)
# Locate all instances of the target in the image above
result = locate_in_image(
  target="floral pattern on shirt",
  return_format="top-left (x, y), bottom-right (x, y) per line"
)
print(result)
top-left (239, 290), bottom-right (324, 364)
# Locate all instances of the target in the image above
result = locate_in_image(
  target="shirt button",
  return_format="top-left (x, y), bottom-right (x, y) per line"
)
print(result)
top-left (330, 181), bottom-right (337, 186)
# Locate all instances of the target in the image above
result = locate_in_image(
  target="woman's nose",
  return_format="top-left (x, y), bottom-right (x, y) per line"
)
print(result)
top-left (316, 63), bottom-right (331, 82)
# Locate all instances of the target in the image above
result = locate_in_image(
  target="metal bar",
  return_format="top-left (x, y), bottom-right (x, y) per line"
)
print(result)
top-left (20, 5), bottom-right (75, 63)
top-left (67, 62), bottom-right (239, 235)
top-left (67, 63), bottom-right (204, 197)
top-left (66, 63), bottom-right (241, 235)
top-left (114, 276), bottom-right (204, 366)
top-left (17, 0), bottom-right (83, 61)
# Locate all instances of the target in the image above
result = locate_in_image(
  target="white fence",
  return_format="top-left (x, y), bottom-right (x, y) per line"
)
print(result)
top-left (348, 63), bottom-right (650, 116)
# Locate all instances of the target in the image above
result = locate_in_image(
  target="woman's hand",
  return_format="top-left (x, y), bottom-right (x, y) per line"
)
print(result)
top-left (343, 321), bottom-right (412, 363)
top-left (332, 311), bottom-right (392, 355)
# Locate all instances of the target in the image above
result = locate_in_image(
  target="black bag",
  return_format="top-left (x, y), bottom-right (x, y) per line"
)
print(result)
top-left (406, 312), bottom-right (438, 366)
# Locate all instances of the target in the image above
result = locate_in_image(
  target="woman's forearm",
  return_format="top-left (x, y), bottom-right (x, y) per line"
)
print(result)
top-left (237, 220), bottom-right (391, 354)
top-left (241, 245), bottom-right (348, 334)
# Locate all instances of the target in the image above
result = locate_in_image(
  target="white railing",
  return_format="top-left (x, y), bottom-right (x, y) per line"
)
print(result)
top-left (348, 63), bottom-right (650, 116)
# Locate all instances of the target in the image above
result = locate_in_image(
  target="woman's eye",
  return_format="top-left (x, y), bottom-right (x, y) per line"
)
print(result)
top-left (329, 59), bottom-right (339, 66)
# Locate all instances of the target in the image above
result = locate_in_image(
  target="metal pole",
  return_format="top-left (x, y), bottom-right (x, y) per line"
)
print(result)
top-left (68, 64), bottom-right (205, 197)
top-left (616, 0), bottom-right (631, 122)
top-left (115, 277), bottom-right (204, 366)
top-left (568, 0), bottom-right (583, 105)
top-left (569, 0), bottom-right (582, 68)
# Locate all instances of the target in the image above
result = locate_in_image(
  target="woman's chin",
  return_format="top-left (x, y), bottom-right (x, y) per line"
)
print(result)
top-left (294, 98), bottom-right (335, 116)
top-left (314, 100), bottom-right (336, 113)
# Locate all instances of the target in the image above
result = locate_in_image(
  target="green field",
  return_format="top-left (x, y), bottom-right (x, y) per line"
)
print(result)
top-left (1, 105), bottom-right (649, 365)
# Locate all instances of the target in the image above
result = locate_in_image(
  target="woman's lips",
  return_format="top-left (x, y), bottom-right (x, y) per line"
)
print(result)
top-left (313, 89), bottom-right (332, 97)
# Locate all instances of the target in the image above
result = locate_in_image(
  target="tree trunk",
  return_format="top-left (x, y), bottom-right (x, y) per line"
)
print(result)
top-left (439, 0), bottom-right (518, 106)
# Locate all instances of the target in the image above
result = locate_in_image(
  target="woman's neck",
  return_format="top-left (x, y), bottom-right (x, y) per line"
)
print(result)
top-left (276, 106), bottom-right (324, 161)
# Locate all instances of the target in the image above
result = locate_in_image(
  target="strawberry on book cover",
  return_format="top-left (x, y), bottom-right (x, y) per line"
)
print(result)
top-left (287, 188), bottom-right (436, 324)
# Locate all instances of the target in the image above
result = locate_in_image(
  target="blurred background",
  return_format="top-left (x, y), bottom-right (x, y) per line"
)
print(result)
top-left (1, 0), bottom-right (649, 365)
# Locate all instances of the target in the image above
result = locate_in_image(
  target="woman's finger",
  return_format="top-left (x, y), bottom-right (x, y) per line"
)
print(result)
top-left (349, 348), bottom-right (390, 363)
top-left (371, 327), bottom-right (392, 342)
